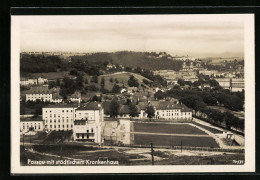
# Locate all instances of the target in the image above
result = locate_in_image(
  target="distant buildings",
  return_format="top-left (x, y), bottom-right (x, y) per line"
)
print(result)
top-left (20, 76), bottom-right (48, 86)
top-left (215, 78), bottom-right (244, 92)
top-left (25, 86), bottom-right (62, 102)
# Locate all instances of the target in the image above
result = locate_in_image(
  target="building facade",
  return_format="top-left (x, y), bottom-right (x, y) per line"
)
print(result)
top-left (20, 118), bottom-right (44, 132)
top-left (73, 103), bottom-right (104, 143)
top-left (42, 105), bottom-right (77, 131)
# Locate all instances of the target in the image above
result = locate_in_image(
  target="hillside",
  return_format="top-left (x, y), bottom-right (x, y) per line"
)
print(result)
top-left (84, 72), bottom-right (152, 91)
top-left (71, 51), bottom-right (183, 71)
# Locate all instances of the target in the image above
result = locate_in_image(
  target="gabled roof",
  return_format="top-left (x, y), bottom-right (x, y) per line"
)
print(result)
top-left (76, 102), bottom-right (101, 111)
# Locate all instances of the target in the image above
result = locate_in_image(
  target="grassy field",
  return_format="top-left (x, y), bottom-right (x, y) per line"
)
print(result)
top-left (134, 134), bottom-right (219, 148)
top-left (191, 122), bottom-right (223, 134)
top-left (134, 123), bottom-right (207, 135)
top-left (84, 72), bottom-right (151, 91)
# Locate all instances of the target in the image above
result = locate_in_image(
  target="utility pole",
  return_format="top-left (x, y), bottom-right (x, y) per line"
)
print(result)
top-left (151, 143), bottom-right (154, 165)
top-left (23, 134), bottom-right (25, 149)
top-left (181, 140), bottom-right (182, 152)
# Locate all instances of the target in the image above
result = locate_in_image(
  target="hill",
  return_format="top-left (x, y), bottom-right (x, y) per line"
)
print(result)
top-left (84, 72), bottom-right (152, 91)
top-left (71, 51), bottom-right (183, 71)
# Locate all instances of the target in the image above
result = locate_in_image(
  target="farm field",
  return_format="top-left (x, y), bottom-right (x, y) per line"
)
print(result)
top-left (134, 123), bottom-right (206, 135)
top-left (134, 134), bottom-right (219, 148)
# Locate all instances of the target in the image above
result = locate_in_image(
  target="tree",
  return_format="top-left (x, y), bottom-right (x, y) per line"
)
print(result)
top-left (91, 95), bottom-right (100, 102)
top-left (48, 81), bottom-right (56, 89)
top-left (223, 111), bottom-right (234, 130)
top-left (91, 75), bottom-right (98, 83)
top-left (129, 103), bottom-right (139, 118)
top-left (128, 75), bottom-right (139, 87)
top-left (111, 84), bottom-right (121, 94)
top-left (146, 106), bottom-right (155, 121)
top-left (101, 77), bottom-right (105, 89)
top-left (75, 73), bottom-right (84, 90)
top-left (70, 69), bottom-right (78, 76)
top-left (56, 78), bottom-right (60, 86)
top-left (177, 79), bottom-right (185, 86)
top-left (154, 90), bottom-right (165, 100)
top-left (115, 78), bottom-right (119, 84)
top-left (85, 78), bottom-right (89, 84)
top-left (109, 98), bottom-right (120, 118)
top-left (109, 78), bottom-right (114, 83)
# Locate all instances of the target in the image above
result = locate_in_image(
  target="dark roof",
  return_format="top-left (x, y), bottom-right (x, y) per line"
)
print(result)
top-left (155, 101), bottom-right (192, 112)
top-left (26, 86), bottom-right (58, 94)
top-left (43, 104), bottom-right (78, 108)
top-left (20, 117), bottom-right (43, 122)
top-left (76, 102), bottom-right (101, 111)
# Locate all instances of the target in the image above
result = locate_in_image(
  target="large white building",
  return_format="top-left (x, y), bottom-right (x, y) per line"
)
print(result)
top-left (42, 104), bottom-right (77, 131)
top-left (42, 102), bottom-right (104, 143)
top-left (25, 86), bottom-right (62, 102)
top-left (73, 103), bottom-right (104, 143)
top-left (137, 101), bottom-right (192, 120)
top-left (20, 117), bottom-right (44, 132)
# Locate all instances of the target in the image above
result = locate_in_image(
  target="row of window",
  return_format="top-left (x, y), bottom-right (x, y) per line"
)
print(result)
top-left (45, 119), bottom-right (73, 123)
top-left (22, 123), bottom-right (41, 130)
top-left (161, 110), bottom-right (181, 112)
top-left (27, 94), bottom-right (51, 97)
top-left (44, 109), bottom-right (74, 113)
top-left (161, 112), bottom-right (191, 116)
top-left (46, 124), bottom-right (73, 128)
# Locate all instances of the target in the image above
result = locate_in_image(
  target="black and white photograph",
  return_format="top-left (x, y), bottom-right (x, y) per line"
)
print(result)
top-left (11, 14), bottom-right (255, 173)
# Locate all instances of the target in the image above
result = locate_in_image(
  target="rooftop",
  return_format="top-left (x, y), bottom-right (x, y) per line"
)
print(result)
top-left (76, 102), bottom-right (102, 111)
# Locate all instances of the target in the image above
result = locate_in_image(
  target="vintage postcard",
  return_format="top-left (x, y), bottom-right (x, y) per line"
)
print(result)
top-left (11, 14), bottom-right (255, 173)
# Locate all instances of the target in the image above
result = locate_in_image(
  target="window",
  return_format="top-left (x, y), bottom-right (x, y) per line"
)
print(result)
top-left (50, 125), bottom-right (52, 128)
top-left (58, 120), bottom-right (60, 123)
top-left (77, 134), bottom-right (79, 138)
top-left (71, 125), bottom-right (73, 128)
top-left (67, 110), bottom-right (68, 112)
top-left (67, 125), bottom-right (69, 128)
top-left (62, 110), bottom-right (64, 112)
top-left (54, 125), bottom-right (56, 128)
top-left (54, 114), bottom-right (56, 117)
top-left (58, 125), bottom-right (60, 128)
top-left (91, 128), bottom-right (94, 133)
top-left (71, 110), bottom-right (73, 112)
top-left (54, 120), bottom-right (56, 123)
top-left (63, 125), bottom-right (64, 128)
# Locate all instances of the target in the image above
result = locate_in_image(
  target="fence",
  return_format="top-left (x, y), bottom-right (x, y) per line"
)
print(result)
top-left (119, 143), bottom-right (244, 153)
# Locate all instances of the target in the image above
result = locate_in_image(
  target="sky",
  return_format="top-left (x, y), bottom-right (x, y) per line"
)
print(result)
top-left (17, 15), bottom-right (245, 57)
